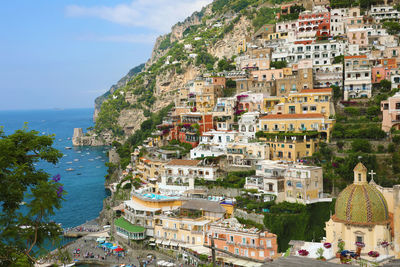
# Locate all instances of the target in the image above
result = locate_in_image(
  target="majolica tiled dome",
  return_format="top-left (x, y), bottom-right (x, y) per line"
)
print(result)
top-left (334, 183), bottom-right (390, 226)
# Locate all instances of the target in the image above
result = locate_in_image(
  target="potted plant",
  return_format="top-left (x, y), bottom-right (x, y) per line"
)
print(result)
top-left (355, 241), bottom-right (365, 256)
top-left (316, 247), bottom-right (326, 261)
top-left (336, 240), bottom-right (345, 258)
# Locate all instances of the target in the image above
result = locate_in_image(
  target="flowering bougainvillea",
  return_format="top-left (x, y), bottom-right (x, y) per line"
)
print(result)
top-left (368, 251), bottom-right (379, 258)
top-left (298, 249), bottom-right (309, 256)
top-left (323, 242), bottom-right (331, 249)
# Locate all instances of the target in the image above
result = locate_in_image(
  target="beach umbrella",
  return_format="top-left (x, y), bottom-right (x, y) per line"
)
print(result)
top-left (114, 247), bottom-right (124, 252)
top-left (111, 246), bottom-right (118, 249)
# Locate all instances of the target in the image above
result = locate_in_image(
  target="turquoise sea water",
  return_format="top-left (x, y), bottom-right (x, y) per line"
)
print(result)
top-left (0, 108), bottom-right (108, 228)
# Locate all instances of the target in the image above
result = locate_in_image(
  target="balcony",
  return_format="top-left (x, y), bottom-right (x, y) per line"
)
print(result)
top-left (163, 226), bottom-right (179, 231)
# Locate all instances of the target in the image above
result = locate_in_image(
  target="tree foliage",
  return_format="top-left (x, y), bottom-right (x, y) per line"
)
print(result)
top-left (0, 127), bottom-right (64, 265)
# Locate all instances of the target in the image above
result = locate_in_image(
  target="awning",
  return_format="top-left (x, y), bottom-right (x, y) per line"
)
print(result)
top-left (187, 245), bottom-right (210, 255)
top-left (156, 239), bottom-right (163, 244)
top-left (162, 240), bottom-right (171, 246)
top-left (149, 238), bottom-right (155, 242)
top-left (149, 243), bottom-right (156, 246)
top-left (169, 241), bottom-right (178, 247)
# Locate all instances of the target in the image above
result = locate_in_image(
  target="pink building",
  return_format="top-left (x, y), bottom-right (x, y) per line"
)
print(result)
top-left (347, 28), bottom-right (368, 47)
top-left (251, 69), bottom-right (284, 82)
top-left (372, 66), bottom-right (391, 84)
top-left (237, 93), bottom-right (264, 112)
top-left (381, 92), bottom-right (400, 132)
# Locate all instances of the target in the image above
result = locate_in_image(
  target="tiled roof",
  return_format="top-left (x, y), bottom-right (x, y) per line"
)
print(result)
top-left (166, 159), bottom-right (201, 166)
top-left (300, 88), bottom-right (332, 93)
top-left (260, 113), bottom-right (324, 120)
top-left (344, 55), bottom-right (367, 59)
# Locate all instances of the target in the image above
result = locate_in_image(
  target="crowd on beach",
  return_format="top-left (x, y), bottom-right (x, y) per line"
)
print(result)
top-left (64, 225), bottom-right (101, 233)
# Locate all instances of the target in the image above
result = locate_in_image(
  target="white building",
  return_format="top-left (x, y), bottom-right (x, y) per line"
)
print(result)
top-left (313, 63), bottom-right (343, 88)
top-left (330, 8), bottom-right (348, 36)
top-left (344, 55), bottom-right (372, 100)
top-left (190, 130), bottom-right (239, 159)
top-left (238, 112), bottom-right (260, 139)
top-left (160, 159), bottom-right (220, 195)
top-left (245, 160), bottom-right (329, 204)
top-left (369, 5), bottom-right (400, 22)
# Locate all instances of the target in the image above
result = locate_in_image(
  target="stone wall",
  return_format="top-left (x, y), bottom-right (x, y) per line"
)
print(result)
top-left (234, 208), bottom-right (264, 225)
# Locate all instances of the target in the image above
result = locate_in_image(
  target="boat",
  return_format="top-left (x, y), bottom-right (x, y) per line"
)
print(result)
top-left (77, 151), bottom-right (81, 154)
top-left (67, 137), bottom-right (71, 140)
top-left (86, 152), bottom-right (90, 155)
top-left (88, 159), bottom-right (94, 161)
top-left (66, 168), bottom-right (75, 171)
top-left (65, 147), bottom-right (72, 150)
top-left (66, 162), bottom-right (73, 164)
top-left (76, 173), bottom-right (82, 176)
top-left (73, 159), bottom-right (79, 162)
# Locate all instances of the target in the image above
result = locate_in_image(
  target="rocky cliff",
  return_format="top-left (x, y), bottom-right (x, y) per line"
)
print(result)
top-left (90, 0), bottom-right (262, 145)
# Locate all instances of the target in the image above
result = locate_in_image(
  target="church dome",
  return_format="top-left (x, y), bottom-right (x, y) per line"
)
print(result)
top-left (333, 163), bottom-right (390, 226)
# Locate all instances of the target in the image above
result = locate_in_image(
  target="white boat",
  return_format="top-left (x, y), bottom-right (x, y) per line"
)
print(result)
top-left (66, 168), bottom-right (75, 171)
top-left (65, 147), bottom-right (72, 150)
top-left (67, 137), bottom-right (71, 140)
top-left (77, 151), bottom-right (81, 154)
top-left (66, 162), bottom-right (73, 164)
top-left (73, 159), bottom-right (79, 162)
top-left (88, 159), bottom-right (94, 161)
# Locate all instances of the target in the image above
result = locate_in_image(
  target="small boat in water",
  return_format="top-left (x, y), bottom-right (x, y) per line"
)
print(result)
top-left (66, 162), bottom-right (73, 164)
top-left (66, 168), bottom-right (75, 171)
top-left (67, 137), bottom-right (71, 140)
top-left (76, 173), bottom-right (82, 176)
top-left (77, 151), bottom-right (81, 154)
top-left (65, 147), bottom-right (72, 150)
top-left (73, 159), bottom-right (79, 162)
top-left (88, 159), bottom-right (94, 161)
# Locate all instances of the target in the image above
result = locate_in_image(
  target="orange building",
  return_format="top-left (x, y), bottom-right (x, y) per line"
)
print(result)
top-left (204, 218), bottom-right (278, 261)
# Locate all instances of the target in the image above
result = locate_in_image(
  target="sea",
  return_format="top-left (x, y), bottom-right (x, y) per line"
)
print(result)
top-left (0, 108), bottom-right (109, 228)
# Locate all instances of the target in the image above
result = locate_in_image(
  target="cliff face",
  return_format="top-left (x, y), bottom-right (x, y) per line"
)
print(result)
top-left (90, 0), bottom-right (257, 145)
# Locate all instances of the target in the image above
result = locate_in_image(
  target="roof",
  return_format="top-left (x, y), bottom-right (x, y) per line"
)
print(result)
top-left (299, 88), bottom-right (332, 94)
top-left (167, 159), bottom-right (201, 166)
top-left (260, 113), bottom-right (324, 120)
top-left (181, 199), bottom-right (226, 213)
top-left (124, 199), bottom-right (162, 212)
top-left (334, 183), bottom-right (389, 226)
top-left (262, 256), bottom-right (340, 266)
top-left (344, 55), bottom-right (367, 59)
top-left (114, 218), bottom-right (146, 233)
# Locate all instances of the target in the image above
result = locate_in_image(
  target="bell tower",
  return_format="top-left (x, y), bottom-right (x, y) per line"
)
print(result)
top-left (353, 162), bottom-right (368, 185)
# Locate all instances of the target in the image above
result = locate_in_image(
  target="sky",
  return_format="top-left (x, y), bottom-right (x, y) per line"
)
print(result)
top-left (0, 0), bottom-right (212, 110)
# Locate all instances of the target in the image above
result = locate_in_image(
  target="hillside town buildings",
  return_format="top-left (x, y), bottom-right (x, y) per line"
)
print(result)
top-left (109, 2), bottom-right (400, 266)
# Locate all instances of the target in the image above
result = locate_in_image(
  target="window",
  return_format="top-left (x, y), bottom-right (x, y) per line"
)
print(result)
top-left (235, 248), bottom-right (239, 255)
top-left (358, 173), bottom-right (361, 181)
top-left (242, 237), bottom-right (246, 244)
top-left (356, 236), bottom-right (363, 243)
top-left (230, 236), bottom-right (234, 242)
top-left (259, 251), bottom-right (264, 257)
top-left (224, 246), bottom-right (228, 251)
top-left (266, 240), bottom-right (272, 248)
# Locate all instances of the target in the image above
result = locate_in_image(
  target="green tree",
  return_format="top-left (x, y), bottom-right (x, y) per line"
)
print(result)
top-left (380, 79), bottom-right (392, 92)
top-left (333, 55), bottom-right (344, 64)
top-left (331, 85), bottom-right (341, 100)
top-left (217, 58), bottom-right (235, 72)
top-left (383, 21), bottom-right (400, 35)
top-left (351, 139), bottom-right (372, 153)
top-left (0, 127), bottom-right (64, 265)
top-left (270, 60), bottom-right (287, 69)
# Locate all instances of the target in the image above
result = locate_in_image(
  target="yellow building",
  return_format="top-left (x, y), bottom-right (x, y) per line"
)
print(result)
top-left (137, 157), bottom-right (166, 181)
top-left (195, 84), bottom-right (224, 113)
top-left (153, 199), bottom-right (226, 251)
top-left (266, 32), bottom-right (288, 41)
top-left (262, 137), bottom-right (318, 161)
top-left (325, 163), bottom-right (400, 260)
top-left (259, 113), bottom-right (334, 140)
top-left (284, 88), bottom-right (335, 119)
top-left (237, 39), bottom-right (247, 54)
top-left (263, 96), bottom-right (286, 113)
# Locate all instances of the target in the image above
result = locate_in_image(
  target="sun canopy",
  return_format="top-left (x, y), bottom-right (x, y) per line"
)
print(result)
top-left (114, 247), bottom-right (124, 252)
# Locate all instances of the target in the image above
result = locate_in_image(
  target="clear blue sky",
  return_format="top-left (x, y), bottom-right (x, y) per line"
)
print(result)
top-left (0, 0), bottom-right (212, 110)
